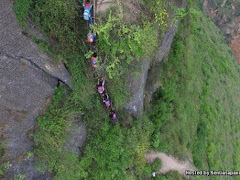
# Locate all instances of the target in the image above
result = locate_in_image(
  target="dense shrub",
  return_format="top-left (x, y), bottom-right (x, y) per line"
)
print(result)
top-left (33, 0), bottom-right (79, 56)
top-left (93, 5), bottom-right (157, 79)
top-left (13, 0), bottom-right (33, 28)
top-left (149, 1), bottom-right (240, 173)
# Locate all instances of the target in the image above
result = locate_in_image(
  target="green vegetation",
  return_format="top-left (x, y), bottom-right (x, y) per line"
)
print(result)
top-left (32, 0), bottom-right (79, 57)
top-left (12, 0), bottom-right (240, 179)
top-left (13, 174), bottom-right (26, 180)
top-left (92, 2), bottom-right (158, 109)
top-left (12, 0), bottom-right (157, 179)
top-left (143, 0), bottom-right (170, 34)
top-left (78, 115), bottom-right (153, 179)
top-left (0, 140), bottom-right (8, 176)
top-left (13, 0), bottom-right (32, 28)
top-left (0, 162), bottom-right (10, 176)
top-left (149, 1), bottom-right (240, 179)
top-left (151, 159), bottom-right (162, 172)
top-left (173, 8), bottom-right (187, 22)
top-left (93, 10), bottom-right (157, 79)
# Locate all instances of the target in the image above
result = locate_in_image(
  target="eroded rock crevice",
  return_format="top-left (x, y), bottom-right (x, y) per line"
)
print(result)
top-left (0, 0), bottom-right (71, 88)
top-left (0, 51), bottom-right (70, 86)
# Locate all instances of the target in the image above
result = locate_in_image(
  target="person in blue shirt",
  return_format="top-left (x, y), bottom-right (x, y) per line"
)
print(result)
top-left (83, 0), bottom-right (93, 25)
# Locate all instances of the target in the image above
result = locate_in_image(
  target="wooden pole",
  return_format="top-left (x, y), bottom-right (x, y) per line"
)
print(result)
top-left (93, 0), bottom-right (96, 24)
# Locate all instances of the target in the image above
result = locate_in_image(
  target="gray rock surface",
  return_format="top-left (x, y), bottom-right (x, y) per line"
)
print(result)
top-left (125, 0), bottom-right (188, 116)
top-left (64, 117), bottom-right (87, 156)
top-left (0, 0), bottom-right (71, 179)
top-left (0, 0), bottom-right (71, 87)
top-left (0, 53), bottom-right (56, 180)
top-left (124, 21), bottom-right (179, 113)
top-left (145, 0), bottom-right (188, 101)
top-left (155, 22), bottom-right (180, 62)
top-left (125, 58), bottom-right (151, 117)
top-left (145, 63), bottom-right (163, 102)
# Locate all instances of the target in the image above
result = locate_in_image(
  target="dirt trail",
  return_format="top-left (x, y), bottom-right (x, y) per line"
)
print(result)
top-left (146, 151), bottom-right (196, 178)
top-left (96, 0), bottom-right (114, 13)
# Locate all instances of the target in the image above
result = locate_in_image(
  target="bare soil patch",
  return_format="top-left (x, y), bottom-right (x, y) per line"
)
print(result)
top-left (146, 151), bottom-right (196, 179)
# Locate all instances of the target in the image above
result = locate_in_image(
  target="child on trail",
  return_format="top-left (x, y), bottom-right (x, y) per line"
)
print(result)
top-left (83, 0), bottom-right (93, 25)
top-left (87, 31), bottom-right (97, 47)
top-left (97, 77), bottom-right (105, 94)
top-left (103, 93), bottom-right (111, 108)
top-left (91, 52), bottom-right (98, 68)
top-left (109, 109), bottom-right (117, 125)
top-left (87, 31), bottom-right (96, 43)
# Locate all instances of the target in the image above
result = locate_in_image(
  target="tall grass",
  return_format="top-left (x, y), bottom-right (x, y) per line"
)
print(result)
top-left (149, 1), bottom-right (240, 178)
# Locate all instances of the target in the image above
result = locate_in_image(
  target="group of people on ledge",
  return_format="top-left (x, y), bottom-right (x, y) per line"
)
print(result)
top-left (83, 0), bottom-right (117, 125)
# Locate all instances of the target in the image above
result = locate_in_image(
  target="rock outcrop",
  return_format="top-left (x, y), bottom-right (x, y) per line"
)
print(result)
top-left (0, 0), bottom-right (71, 86)
top-left (125, 58), bottom-right (151, 117)
top-left (125, 0), bottom-right (188, 117)
top-left (96, 0), bottom-right (188, 117)
top-left (0, 54), bottom-right (55, 180)
top-left (0, 0), bottom-right (71, 179)
top-left (64, 117), bottom-right (87, 156)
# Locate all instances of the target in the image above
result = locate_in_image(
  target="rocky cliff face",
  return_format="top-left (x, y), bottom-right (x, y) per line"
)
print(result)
top-left (203, 0), bottom-right (240, 62)
top-left (96, 0), bottom-right (188, 117)
top-left (0, 52), bottom-right (55, 180)
top-left (124, 0), bottom-right (188, 117)
top-left (0, 0), bottom-right (71, 86)
top-left (0, 0), bottom-right (71, 179)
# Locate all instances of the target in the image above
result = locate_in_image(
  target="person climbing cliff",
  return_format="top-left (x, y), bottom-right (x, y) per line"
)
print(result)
top-left (97, 77), bottom-right (105, 94)
top-left (103, 93), bottom-right (111, 108)
top-left (109, 109), bottom-right (117, 125)
top-left (87, 31), bottom-right (97, 47)
top-left (91, 52), bottom-right (98, 68)
top-left (83, 0), bottom-right (93, 25)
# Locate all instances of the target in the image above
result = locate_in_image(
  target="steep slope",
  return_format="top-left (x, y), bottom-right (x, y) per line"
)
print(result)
top-left (0, 0), bottom-right (71, 85)
top-left (149, 2), bottom-right (240, 179)
top-left (4, 0), bottom-right (239, 179)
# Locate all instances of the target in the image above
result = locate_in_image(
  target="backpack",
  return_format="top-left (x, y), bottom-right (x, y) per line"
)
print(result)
top-left (98, 86), bottom-right (104, 94)
top-left (84, 9), bottom-right (90, 21)
top-left (87, 33), bottom-right (95, 43)
top-left (91, 59), bottom-right (97, 67)
top-left (105, 100), bottom-right (110, 107)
